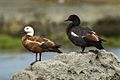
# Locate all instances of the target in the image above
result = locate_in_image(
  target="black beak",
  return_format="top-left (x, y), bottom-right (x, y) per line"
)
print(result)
top-left (65, 19), bottom-right (69, 21)
top-left (18, 31), bottom-right (26, 37)
top-left (64, 19), bottom-right (72, 24)
top-left (20, 31), bottom-right (26, 34)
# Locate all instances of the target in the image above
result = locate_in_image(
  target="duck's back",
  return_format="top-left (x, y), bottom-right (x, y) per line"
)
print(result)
top-left (67, 25), bottom-right (92, 46)
top-left (22, 35), bottom-right (61, 53)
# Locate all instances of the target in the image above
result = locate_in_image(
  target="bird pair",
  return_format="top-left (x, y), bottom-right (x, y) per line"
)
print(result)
top-left (22, 14), bottom-right (105, 65)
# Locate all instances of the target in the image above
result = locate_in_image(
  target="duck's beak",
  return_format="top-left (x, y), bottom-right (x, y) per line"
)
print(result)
top-left (65, 19), bottom-right (69, 21)
top-left (19, 31), bottom-right (26, 37)
top-left (64, 19), bottom-right (72, 23)
top-left (20, 31), bottom-right (26, 35)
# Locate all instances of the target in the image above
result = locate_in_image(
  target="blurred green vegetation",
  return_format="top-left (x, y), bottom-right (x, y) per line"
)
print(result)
top-left (0, 34), bottom-right (23, 52)
top-left (103, 37), bottom-right (120, 48)
top-left (0, 34), bottom-right (120, 52)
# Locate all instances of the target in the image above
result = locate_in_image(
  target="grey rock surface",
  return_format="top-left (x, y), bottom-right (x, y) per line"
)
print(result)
top-left (11, 50), bottom-right (120, 80)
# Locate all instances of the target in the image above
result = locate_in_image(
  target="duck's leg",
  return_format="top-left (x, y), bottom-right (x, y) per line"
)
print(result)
top-left (81, 46), bottom-right (88, 53)
top-left (31, 53), bottom-right (38, 65)
top-left (76, 46), bottom-right (85, 53)
top-left (35, 53), bottom-right (38, 61)
top-left (39, 53), bottom-right (41, 61)
top-left (81, 46), bottom-right (85, 53)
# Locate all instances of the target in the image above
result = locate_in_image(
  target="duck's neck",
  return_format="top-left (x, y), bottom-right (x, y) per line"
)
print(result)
top-left (22, 35), bottom-right (31, 42)
top-left (27, 33), bottom-right (34, 36)
top-left (66, 23), bottom-right (74, 34)
top-left (27, 31), bottom-right (34, 36)
top-left (66, 22), bottom-right (81, 35)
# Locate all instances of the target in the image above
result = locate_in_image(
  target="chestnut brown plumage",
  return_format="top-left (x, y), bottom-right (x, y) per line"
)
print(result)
top-left (22, 26), bottom-right (62, 65)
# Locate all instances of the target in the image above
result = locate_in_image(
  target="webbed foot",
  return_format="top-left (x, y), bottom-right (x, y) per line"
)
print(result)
top-left (30, 60), bottom-right (38, 65)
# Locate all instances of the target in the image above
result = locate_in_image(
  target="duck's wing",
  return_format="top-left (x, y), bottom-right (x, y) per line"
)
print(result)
top-left (71, 26), bottom-right (105, 42)
top-left (85, 27), bottom-right (106, 42)
top-left (82, 32), bottom-right (100, 42)
top-left (82, 30), bottom-right (106, 43)
top-left (26, 35), bottom-right (45, 46)
top-left (70, 26), bottom-right (92, 37)
top-left (31, 36), bottom-right (60, 48)
top-left (42, 38), bottom-right (61, 48)
top-left (42, 38), bottom-right (56, 46)
top-left (42, 38), bottom-right (62, 53)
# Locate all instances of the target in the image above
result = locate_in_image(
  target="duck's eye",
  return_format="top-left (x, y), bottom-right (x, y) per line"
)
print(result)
top-left (26, 28), bottom-right (29, 30)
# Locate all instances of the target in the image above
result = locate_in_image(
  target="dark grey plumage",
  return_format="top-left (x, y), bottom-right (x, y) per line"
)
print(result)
top-left (65, 14), bottom-right (104, 52)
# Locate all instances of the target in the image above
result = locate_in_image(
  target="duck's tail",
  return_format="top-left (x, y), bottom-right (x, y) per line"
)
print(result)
top-left (95, 43), bottom-right (104, 50)
top-left (53, 45), bottom-right (62, 53)
top-left (54, 48), bottom-right (62, 53)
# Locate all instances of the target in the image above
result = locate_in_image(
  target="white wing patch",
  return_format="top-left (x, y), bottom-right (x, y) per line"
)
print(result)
top-left (71, 32), bottom-right (79, 37)
top-left (26, 40), bottom-right (45, 45)
top-left (81, 36), bottom-right (85, 38)
top-left (91, 31), bottom-right (96, 34)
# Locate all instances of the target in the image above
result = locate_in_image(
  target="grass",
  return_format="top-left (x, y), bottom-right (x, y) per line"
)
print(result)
top-left (0, 34), bottom-right (23, 52)
top-left (103, 37), bottom-right (120, 48)
top-left (0, 34), bottom-right (120, 52)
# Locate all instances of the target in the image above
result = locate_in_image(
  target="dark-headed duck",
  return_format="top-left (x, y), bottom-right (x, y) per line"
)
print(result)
top-left (65, 14), bottom-right (105, 52)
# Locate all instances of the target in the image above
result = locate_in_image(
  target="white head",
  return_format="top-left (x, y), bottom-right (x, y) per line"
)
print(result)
top-left (24, 26), bottom-right (34, 36)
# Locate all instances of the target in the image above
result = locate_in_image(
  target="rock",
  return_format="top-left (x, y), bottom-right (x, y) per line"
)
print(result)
top-left (11, 50), bottom-right (120, 80)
